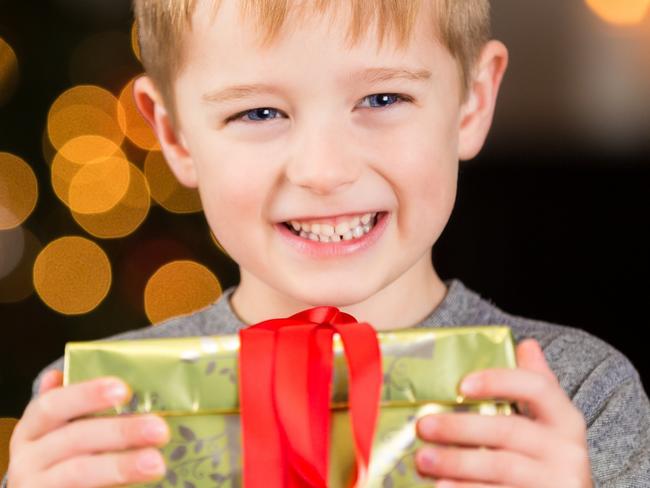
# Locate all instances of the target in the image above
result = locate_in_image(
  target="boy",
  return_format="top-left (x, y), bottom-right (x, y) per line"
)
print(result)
top-left (4, 0), bottom-right (649, 486)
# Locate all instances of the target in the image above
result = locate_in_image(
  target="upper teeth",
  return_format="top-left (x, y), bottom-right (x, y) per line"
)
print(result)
top-left (288, 212), bottom-right (378, 242)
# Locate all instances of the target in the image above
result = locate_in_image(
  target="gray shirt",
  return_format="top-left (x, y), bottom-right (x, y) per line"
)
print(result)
top-left (3, 278), bottom-right (649, 487)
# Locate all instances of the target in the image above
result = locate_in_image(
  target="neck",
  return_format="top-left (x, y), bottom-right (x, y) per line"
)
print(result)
top-left (229, 252), bottom-right (448, 331)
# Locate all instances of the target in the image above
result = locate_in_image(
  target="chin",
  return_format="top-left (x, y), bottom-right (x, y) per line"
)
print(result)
top-left (282, 276), bottom-right (378, 309)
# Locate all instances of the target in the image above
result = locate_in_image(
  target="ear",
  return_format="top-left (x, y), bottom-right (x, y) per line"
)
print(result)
top-left (458, 40), bottom-right (509, 161)
top-left (132, 75), bottom-right (199, 188)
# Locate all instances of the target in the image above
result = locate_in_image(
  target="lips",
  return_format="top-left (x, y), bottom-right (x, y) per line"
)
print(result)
top-left (274, 211), bottom-right (391, 259)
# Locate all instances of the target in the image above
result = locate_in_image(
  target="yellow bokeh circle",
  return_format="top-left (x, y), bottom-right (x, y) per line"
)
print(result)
top-left (33, 236), bottom-right (112, 315)
top-left (47, 85), bottom-right (126, 150)
top-left (209, 229), bottom-right (231, 258)
top-left (0, 227), bottom-right (41, 303)
top-left (41, 127), bottom-right (56, 166)
top-left (68, 155), bottom-right (131, 214)
top-left (0, 152), bottom-right (38, 230)
top-left (585, 0), bottom-right (650, 25)
top-left (71, 163), bottom-right (151, 238)
top-left (51, 135), bottom-right (130, 213)
top-left (0, 37), bottom-right (19, 107)
top-left (144, 150), bottom-right (202, 213)
top-left (131, 21), bottom-right (142, 62)
top-left (144, 260), bottom-right (222, 324)
top-left (118, 76), bottom-right (160, 150)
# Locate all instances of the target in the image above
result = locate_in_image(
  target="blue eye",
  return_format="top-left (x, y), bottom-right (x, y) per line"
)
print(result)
top-left (225, 93), bottom-right (412, 124)
top-left (360, 93), bottom-right (411, 109)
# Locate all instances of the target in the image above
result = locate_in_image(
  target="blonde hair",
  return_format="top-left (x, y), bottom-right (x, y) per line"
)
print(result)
top-left (133, 0), bottom-right (491, 132)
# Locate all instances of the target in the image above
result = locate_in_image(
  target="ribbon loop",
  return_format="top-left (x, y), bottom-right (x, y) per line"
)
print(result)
top-left (239, 306), bottom-right (382, 488)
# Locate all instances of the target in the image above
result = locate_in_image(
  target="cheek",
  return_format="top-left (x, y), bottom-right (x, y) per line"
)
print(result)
top-left (379, 118), bottom-right (459, 238)
top-left (192, 143), bottom-right (275, 246)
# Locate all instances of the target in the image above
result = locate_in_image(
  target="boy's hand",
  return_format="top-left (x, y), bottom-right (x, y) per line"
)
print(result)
top-left (415, 339), bottom-right (593, 488)
top-left (7, 370), bottom-right (170, 487)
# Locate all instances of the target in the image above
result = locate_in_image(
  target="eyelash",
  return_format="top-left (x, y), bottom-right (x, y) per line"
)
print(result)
top-left (224, 93), bottom-right (413, 124)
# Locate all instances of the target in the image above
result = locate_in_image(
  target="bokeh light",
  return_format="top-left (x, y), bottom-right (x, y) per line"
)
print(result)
top-left (0, 37), bottom-right (19, 107)
top-left (0, 228), bottom-right (41, 303)
top-left (71, 163), bottom-right (151, 238)
top-left (41, 127), bottom-right (56, 167)
top-left (144, 260), bottom-right (221, 324)
top-left (118, 76), bottom-right (160, 150)
top-left (68, 155), bottom-right (131, 214)
top-left (0, 226), bottom-right (25, 281)
top-left (144, 150), bottom-right (203, 213)
top-left (117, 238), bottom-right (193, 313)
top-left (51, 135), bottom-right (130, 213)
top-left (585, 0), bottom-right (650, 25)
top-left (33, 236), bottom-right (111, 315)
top-left (209, 229), bottom-right (231, 258)
top-left (47, 85), bottom-right (126, 151)
top-left (131, 21), bottom-right (141, 62)
top-left (0, 152), bottom-right (38, 230)
top-left (0, 417), bottom-right (18, 474)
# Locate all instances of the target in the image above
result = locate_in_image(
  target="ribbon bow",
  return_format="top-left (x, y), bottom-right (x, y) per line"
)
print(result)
top-left (239, 306), bottom-right (382, 488)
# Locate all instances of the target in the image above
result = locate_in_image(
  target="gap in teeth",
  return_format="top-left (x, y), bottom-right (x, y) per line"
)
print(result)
top-left (286, 212), bottom-right (380, 242)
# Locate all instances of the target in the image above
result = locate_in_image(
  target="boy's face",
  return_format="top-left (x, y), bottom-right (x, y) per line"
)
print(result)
top-left (137, 0), bottom-right (507, 309)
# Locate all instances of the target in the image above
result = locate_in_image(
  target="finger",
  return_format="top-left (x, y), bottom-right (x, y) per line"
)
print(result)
top-left (458, 368), bottom-right (585, 437)
top-left (416, 413), bottom-right (558, 461)
top-left (514, 339), bottom-right (560, 420)
top-left (38, 370), bottom-right (64, 395)
top-left (516, 339), bottom-right (558, 384)
top-left (38, 447), bottom-right (166, 488)
top-left (415, 445), bottom-right (545, 487)
top-left (13, 376), bottom-right (131, 444)
top-left (32, 414), bottom-right (170, 471)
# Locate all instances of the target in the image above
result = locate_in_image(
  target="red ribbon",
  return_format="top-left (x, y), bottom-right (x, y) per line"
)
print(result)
top-left (239, 306), bottom-right (382, 488)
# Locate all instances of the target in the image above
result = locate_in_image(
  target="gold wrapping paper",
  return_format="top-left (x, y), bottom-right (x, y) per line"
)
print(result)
top-left (64, 326), bottom-right (518, 487)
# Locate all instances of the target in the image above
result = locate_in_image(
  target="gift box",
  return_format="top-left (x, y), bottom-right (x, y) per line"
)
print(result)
top-left (63, 307), bottom-right (517, 488)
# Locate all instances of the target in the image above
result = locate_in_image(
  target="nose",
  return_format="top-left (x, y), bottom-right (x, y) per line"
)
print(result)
top-left (285, 122), bottom-right (361, 195)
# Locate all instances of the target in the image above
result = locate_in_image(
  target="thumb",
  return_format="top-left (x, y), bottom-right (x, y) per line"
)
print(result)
top-left (38, 369), bottom-right (63, 395)
top-left (516, 339), bottom-right (558, 384)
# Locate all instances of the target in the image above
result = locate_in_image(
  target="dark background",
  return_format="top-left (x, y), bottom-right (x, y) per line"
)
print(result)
top-left (1, 0), bottom-right (649, 417)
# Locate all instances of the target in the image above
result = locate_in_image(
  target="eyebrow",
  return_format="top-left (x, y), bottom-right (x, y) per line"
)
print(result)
top-left (201, 67), bottom-right (432, 105)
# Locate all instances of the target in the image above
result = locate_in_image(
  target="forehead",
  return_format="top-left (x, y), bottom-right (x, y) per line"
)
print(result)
top-left (183, 0), bottom-right (444, 73)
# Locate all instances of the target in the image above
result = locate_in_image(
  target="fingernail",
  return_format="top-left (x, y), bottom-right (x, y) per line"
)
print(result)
top-left (418, 416), bottom-right (440, 437)
top-left (460, 374), bottom-right (482, 395)
top-left (418, 447), bottom-right (437, 470)
top-left (102, 379), bottom-right (129, 402)
top-left (136, 450), bottom-right (165, 475)
top-left (142, 418), bottom-right (169, 442)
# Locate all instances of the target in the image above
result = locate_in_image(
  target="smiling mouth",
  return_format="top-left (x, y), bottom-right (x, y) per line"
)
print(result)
top-left (282, 211), bottom-right (385, 243)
